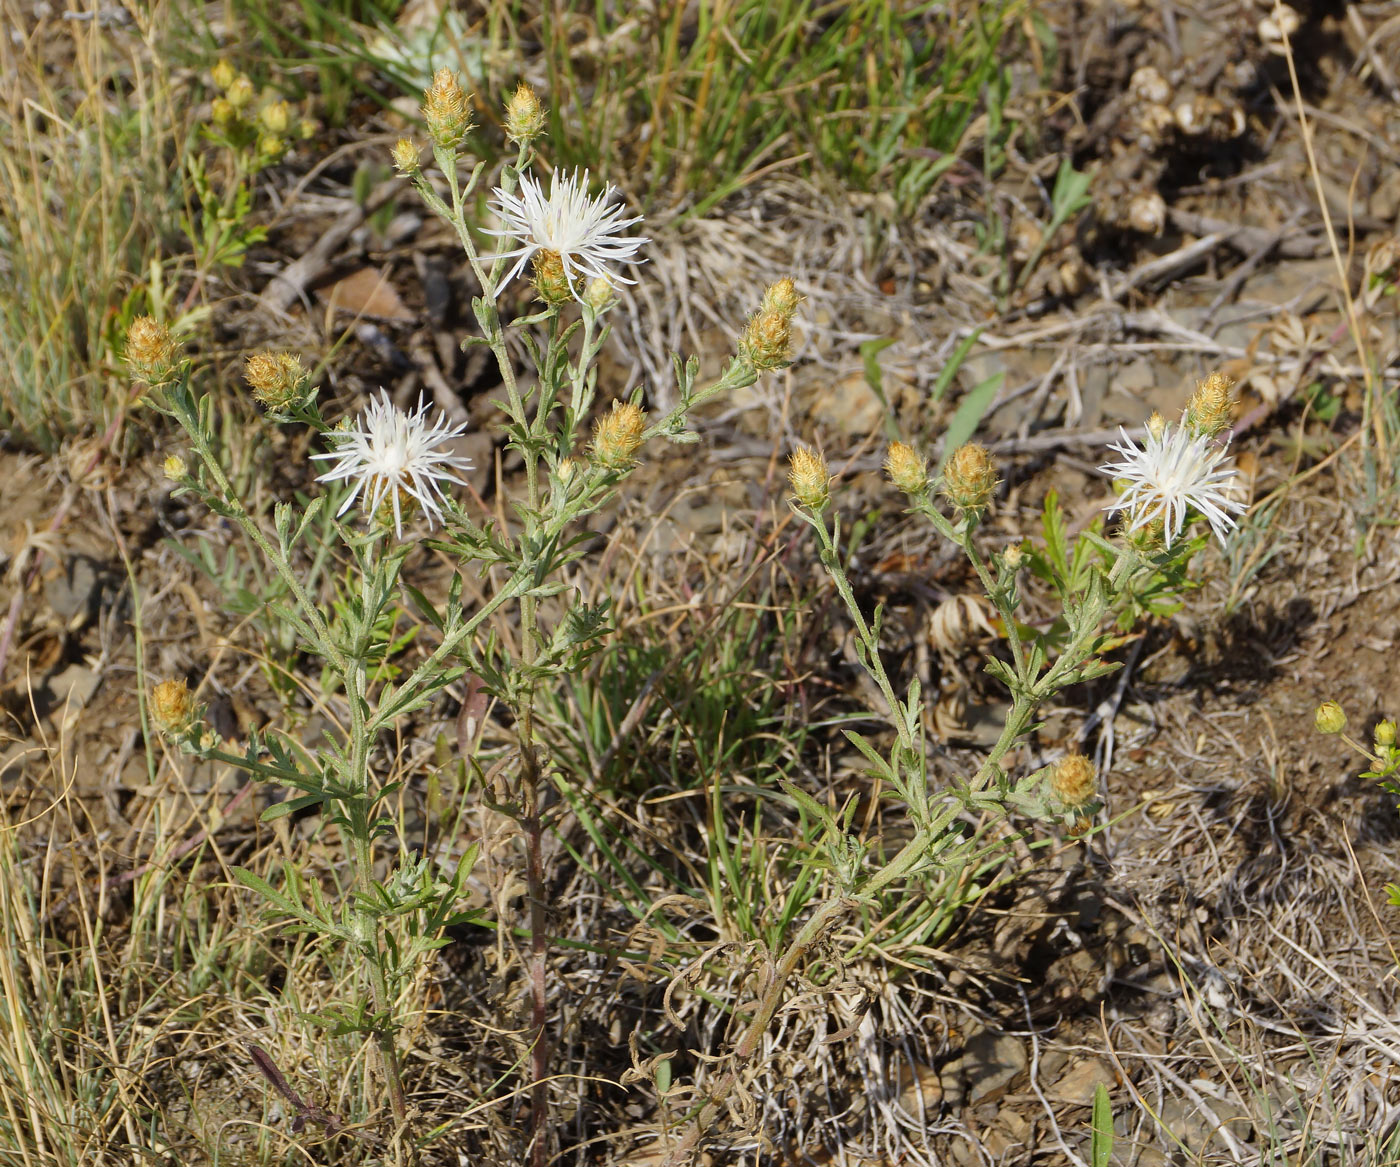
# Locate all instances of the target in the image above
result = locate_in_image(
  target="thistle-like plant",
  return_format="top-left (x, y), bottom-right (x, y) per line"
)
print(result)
top-left (135, 74), bottom-right (795, 1165)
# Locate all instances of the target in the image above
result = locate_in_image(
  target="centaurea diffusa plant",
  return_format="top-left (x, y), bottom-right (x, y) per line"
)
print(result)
top-left (136, 73), bottom-right (790, 1165)
top-left (653, 379), bottom-right (1246, 1163)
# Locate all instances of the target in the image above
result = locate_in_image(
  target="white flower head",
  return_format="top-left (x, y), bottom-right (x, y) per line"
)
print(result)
top-left (1100, 422), bottom-right (1245, 547)
top-left (484, 168), bottom-right (648, 298)
top-left (312, 391), bottom-right (473, 538)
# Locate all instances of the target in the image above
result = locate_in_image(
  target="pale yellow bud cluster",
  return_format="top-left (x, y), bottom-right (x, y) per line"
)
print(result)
top-left (125, 316), bottom-right (181, 387)
top-left (787, 446), bottom-right (829, 511)
top-left (244, 351), bottom-right (312, 413)
top-left (151, 679), bottom-right (196, 735)
top-left (1049, 752), bottom-right (1097, 809)
top-left (1183, 371), bottom-right (1233, 438)
top-left (884, 441), bottom-right (928, 497)
top-left (941, 442), bottom-right (999, 512)
top-left (739, 278), bottom-right (801, 372)
top-left (504, 82), bottom-right (546, 145)
top-left (591, 401), bottom-right (647, 469)
top-left (422, 68), bottom-right (473, 149)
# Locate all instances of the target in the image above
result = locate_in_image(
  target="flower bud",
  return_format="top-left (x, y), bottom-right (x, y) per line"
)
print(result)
top-left (591, 401), bottom-right (647, 469)
top-left (391, 137), bottom-right (420, 175)
top-left (583, 276), bottom-right (613, 314)
top-left (258, 134), bottom-right (287, 160)
top-left (884, 441), bottom-right (928, 496)
top-left (211, 59), bottom-right (237, 92)
top-left (259, 99), bottom-right (291, 135)
top-left (942, 442), bottom-right (998, 511)
top-left (1314, 701), bottom-right (1347, 736)
top-left (788, 446), bottom-right (829, 511)
top-left (557, 457), bottom-right (577, 484)
top-left (1050, 752), bottom-right (1097, 809)
top-left (297, 117), bottom-right (317, 140)
top-left (151, 679), bottom-right (195, 735)
top-left (422, 67), bottom-right (472, 149)
top-left (531, 249), bottom-right (573, 305)
top-left (1002, 543), bottom-right (1024, 570)
top-left (1375, 719), bottom-right (1397, 749)
top-left (504, 82), bottom-right (546, 145)
top-left (225, 74), bottom-right (255, 110)
top-left (124, 316), bottom-right (180, 387)
top-left (1146, 411), bottom-right (1167, 441)
top-left (739, 278), bottom-right (801, 372)
top-left (163, 454), bottom-right (188, 481)
top-left (211, 97), bottom-right (237, 129)
top-left (244, 351), bottom-right (312, 413)
top-left (1184, 371), bottom-right (1234, 438)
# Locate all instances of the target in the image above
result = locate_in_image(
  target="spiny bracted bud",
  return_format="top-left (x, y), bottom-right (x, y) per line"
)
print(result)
top-left (583, 276), bottom-right (613, 314)
top-left (244, 351), bottom-right (312, 413)
top-left (391, 137), bottom-right (420, 176)
top-left (1002, 543), bottom-right (1024, 570)
top-left (151, 679), bottom-right (195, 735)
top-left (422, 67), bottom-right (472, 149)
top-left (259, 100), bottom-right (291, 135)
top-left (211, 59), bottom-right (237, 92)
top-left (163, 454), bottom-right (187, 481)
top-left (1049, 752), bottom-right (1097, 809)
top-left (591, 401), bottom-right (647, 469)
top-left (225, 74), bottom-right (255, 110)
top-left (1314, 701), bottom-right (1346, 736)
top-left (532, 249), bottom-right (573, 305)
top-left (125, 316), bottom-right (180, 387)
top-left (942, 442), bottom-right (998, 512)
top-left (504, 82), bottom-right (546, 145)
top-left (1184, 371), bottom-right (1234, 438)
top-left (1146, 411), bottom-right (1167, 441)
top-left (884, 441), bottom-right (928, 496)
top-left (788, 446), bottom-right (829, 512)
top-left (739, 278), bottom-right (801, 372)
top-left (557, 457), bottom-right (577, 485)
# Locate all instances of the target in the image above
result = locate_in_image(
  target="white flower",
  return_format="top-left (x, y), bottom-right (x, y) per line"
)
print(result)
top-left (312, 391), bottom-right (473, 538)
top-left (1100, 422), bottom-right (1244, 547)
top-left (484, 168), bottom-right (648, 297)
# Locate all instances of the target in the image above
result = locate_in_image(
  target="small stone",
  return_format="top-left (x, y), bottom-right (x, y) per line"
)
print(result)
top-left (1052, 1057), bottom-right (1116, 1105)
top-left (964, 1030), bottom-right (1028, 1105)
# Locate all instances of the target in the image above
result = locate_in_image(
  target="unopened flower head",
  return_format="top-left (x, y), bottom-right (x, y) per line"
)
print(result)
top-left (152, 678), bottom-right (195, 734)
top-left (211, 59), bottom-right (237, 92)
top-left (422, 68), bottom-right (472, 149)
top-left (392, 137), bottom-right (420, 175)
top-left (1184, 371), bottom-right (1234, 438)
top-left (942, 443), bottom-right (999, 511)
top-left (259, 99), bottom-right (291, 135)
top-left (1314, 701), bottom-right (1346, 736)
top-left (884, 441), bottom-right (928, 496)
top-left (485, 168), bottom-right (648, 300)
top-left (225, 74), bottom-right (255, 110)
top-left (1050, 752), bottom-right (1097, 809)
top-left (211, 97), bottom-right (237, 128)
top-left (163, 453), bottom-right (187, 481)
top-left (125, 316), bottom-right (181, 386)
top-left (531, 249), bottom-right (573, 305)
top-left (788, 446), bottom-right (829, 511)
top-left (1375, 719), bottom-right (1396, 749)
top-left (591, 400), bottom-right (647, 469)
top-left (311, 390), bottom-right (473, 538)
top-left (1100, 421), bottom-right (1244, 548)
top-left (245, 351), bottom-right (312, 413)
top-left (739, 278), bottom-right (801, 372)
top-left (583, 276), bottom-right (613, 314)
top-left (504, 82), bottom-right (546, 145)
top-left (259, 134), bottom-right (287, 161)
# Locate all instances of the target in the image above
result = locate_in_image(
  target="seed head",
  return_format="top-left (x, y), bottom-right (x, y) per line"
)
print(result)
top-left (259, 99), bottom-right (291, 135)
top-left (504, 82), bottom-right (546, 145)
top-left (163, 454), bottom-right (187, 481)
top-left (739, 278), bottom-right (801, 372)
top-left (151, 679), bottom-right (195, 734)
top-left (125, 316), bottom-right (180, 387)
top-left (1184, 371), bottom-right (1234, 438)
top-left (391, 137), bottom-right (420, 175)
top-left (1314, 701), bottom-right (1347, 736)
top-left (884, 441), bottom-right (928, 497)
top-left (788, 446), bottom-right (829, 511)
top-left (422, 68), bottom-right (472, 149)
top-left (591, 401), bottom-right (647, 470)
top-left (1050, 752), bottom-right (1097, 809)
top-left (225, 74), bottom-right (255, 110)
top-left (244, 351), bottom-right (312, 413)
top-left (942, 443), bottom-right (999, 511)
top-left (531, 249), bottom-right (573, 305)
